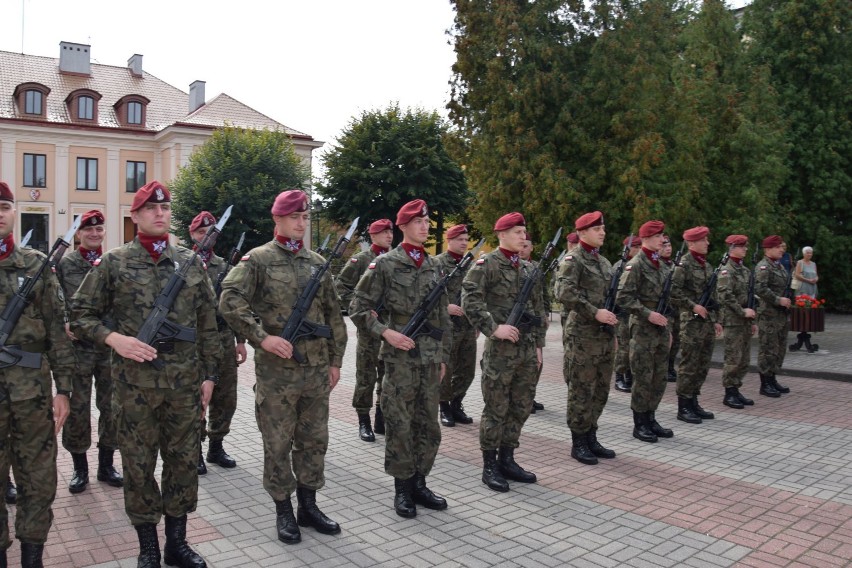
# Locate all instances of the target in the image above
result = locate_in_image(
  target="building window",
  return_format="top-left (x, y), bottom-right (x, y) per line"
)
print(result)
top-left (126, 161), bottom-right (146, 192)
top-left (76, 158), bottom-right (98, 190)
top-left (78, 96), bottom-right (94, 120)
top-left (127, 101), bottom-right (142, 125)
top-left (24, 90), bottom-right (43, 115)
top-left (23, 154), bottom-right (47, 188)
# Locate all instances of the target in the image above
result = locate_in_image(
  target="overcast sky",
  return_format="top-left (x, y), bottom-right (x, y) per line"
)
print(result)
top-left (1, 0), bottom-right (458, 180)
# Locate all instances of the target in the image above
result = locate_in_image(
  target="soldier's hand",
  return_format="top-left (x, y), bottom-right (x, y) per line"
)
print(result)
top-left (382, 329), bottom-right (415, 351)
top-left (64, 322), bottom-right (78, 341)
top-left (744, 308), bottom-right (756, 319)
top-left (536, 347), bottom-right (543, 368)
top-left (594, 309), bottom-right (617, 326)
top-left (779, 297), bottom-right (791, 308)
top-left (235, 342), bottom-right (248, 365)
top-left (714, 323), bottom-right (723, 337)
top-left (329, 367), bottom-right (341, 390)
top-left (53, 393), bottom-right (70, 434)
top-left (200, 380), bottom-right (215, 418)
top-left (106, 333), bottom-right (158, 362)
top-left (260, 336), bottom-right (294, 359)
top-left (648, 311), bottom-right (668, 327)
top-left (448, 304), bottom-right (464, 317)
top-left (492, 324), bottom-right (520, 343)
top-left (693, 304), bottom-right (709, 319)
top-left (439, 363), bottom-right (446, 382)
top-left (370, 310), bottom-right (379, 319)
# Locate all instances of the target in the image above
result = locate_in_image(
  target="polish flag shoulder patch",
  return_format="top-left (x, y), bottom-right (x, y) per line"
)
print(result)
top-left (625, 265), bottom-right (633, 272)
top-left (368, 261), bottom-right (377, 270)
top-left (476, 258), bottom-right (485, 265)
top-left (350, 257), bottom-right (359, 263)
top-left (93, 258), bottom-right (102, 267)
top-left (759, 265), bottom-right (767, 270)
top-left (240, 254), bottom-right (251, 262)
top-left (720, 269), bottom-right (728, 276)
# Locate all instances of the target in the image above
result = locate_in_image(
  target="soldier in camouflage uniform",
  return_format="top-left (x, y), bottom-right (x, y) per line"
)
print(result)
top-left (557, 232), bottom-right (581, 330)
top-left (671, 226), bottom-right (723, 424)
top-left (189, 212), bottom-right (247, 474)
top-left (462, 213), bottom-right (546, 492)
top-left (518, 233), bottom-right (547, 414)
top-left (754, 235), bottom-right (791, 397)
top-left (335, 219), bottom-right (393, 442)
top-left (617, 220), bottom-right (674, 444)
top-left (57, 210), bottom-right (123, 495)
top-left (350, 199), bottom-right (450, 518)
top-left (220, 190), bottom-right (347, 543)
top-left (70, 181), bottom-right (222, 568)
top-left (660, 235), bottom-right (680, 382)
top-left (0, 182), bottom-right (74, 567)
top-left (613, 236), bottom-right (641, 392)
top-left (717, 235), bottom-right (757, 409)
top-left (557, 211), bottom-right (618, 465)
top-left (437, 224), bottom-right (477, 427)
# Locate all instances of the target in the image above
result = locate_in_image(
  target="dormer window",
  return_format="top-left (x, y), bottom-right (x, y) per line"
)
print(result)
top-left (66, 89), bottom-right (101, 122)
top-left (78, 96), bottom-right (94, 119)
top-left (128, 101), bottom-right (142, 124)
top-left (13, 82), bottom-right (50, 118)
top-left (114, 94), bottom-right (149, 127)
top-left (25, 90), bottom-right (43, 114)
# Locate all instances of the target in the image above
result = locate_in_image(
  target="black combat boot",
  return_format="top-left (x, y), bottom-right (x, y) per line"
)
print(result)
top-left (667, 360), bottom-right (677, 382)
top-left (723, 387), bottom-right (745, 409)
top-left (632, 410), bottom-right (657, 443)
top-left (737, 388), bottom-right (754, 406)
top-left (134, 522), bottom-right (161, 568)
top-left (5, 476), bottom-right (16, 505)
top-left (692, 395), bottom-right (714, 419)
top-left (614, 373), bottom-right (629, 392)
top-left (450, 397), bottom-right (474, 424)
top-left (624, 370), bottom-right (634, 391)
top-left (373, 404), bottom-right (385, 435)
top-left (274, 497), bottom-right (301, 544)
top-left (358, 414), bottom-right (376, 441)
top-left (587, 428), bottom-right (616, 459)
top-left (439, 401), bottom-right (455, 427)
top-left (411, 473), bottom-right (447, 510)
top-left (393, 477), bottom-right (417, 518)
top-left (497, 447), bottom-right (536, 483)
top-left (20, 542), bottom-right (43, 568)
top-left (769, 374), bottom-right (790, 394)
top-left (196, 447), bottom-right (207, 476)
top-left (97, 446), bottom-right (124, 487)
top-left (759, 373), bottom-right (781, 398)
top-left (0, 547), bottom-right (5, 568)
top-left (481, 450), bottom-right (509, 492)
top-left (649, 412), bottom-right (674, 438)
top-left (206, 439), bottom-right (237, 468)
top-left (532, 401), bottom-right (544, 411)
top-left (296, 487), bottom-right (341, 534)
top-left (677, 396), bottom-right (702, 424)
top-left (68, 452), bottom-right (89, 494)
top-left (163, 514), bottom-right (206, 568)
top-left (570, 431), bottom-right (598, 465)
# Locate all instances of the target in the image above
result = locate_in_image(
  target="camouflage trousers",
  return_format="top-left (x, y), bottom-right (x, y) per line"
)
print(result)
top-left (722, 325), bottom-right (751, 388)
top-left (381, 361), bottom-right (441, 479)
top-left (352, 331), bottom-right (384, 415)
top-left (255, 364), bottom-right (330, 500)
top-left (613, 317), bottom-right (631, 374)
top-left (62, 348), bottom-right (117, 453)
top-left (565, 332), bottom-right (614, 433)
top-left (675, 317), bottom-right (715, 398)
top-left (202, 331), bottom-right (238, 441)
top-left (629, 320), bottom-right (670, 413)
top-left (0, 382), bottom-right (56, 548)
top-left (758, 310), bottom-right (789, 375)
top-left (113, 381), bottom-right (201, 525)
top-left (439, 323), bottom-right (477, 402)
top-left (479, 337), bottom-right (538, 451)
top-left (669, 312), bottom-right (681, 366)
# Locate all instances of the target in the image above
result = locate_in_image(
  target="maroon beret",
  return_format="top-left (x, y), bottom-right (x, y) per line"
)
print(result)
top-left (0, 182), bottom-right (13, 203)
top-left (190, 211), bottom-right (216, 233)
top-left (639, 220), bottom-right (665, 238)
top-left (566, 232), bottom-right (579, 244)
top-left (271, 189), bottom-right (309, 216)
top-left (446, 224), bottom-right (468, 239)
top-left (575, 211), bottom-right (604, 231)
top-left (130, 181), bottom-right (171, 212)
top-left (725, 234), bottom-right (748, 246)
top-left (493, 212), bottom-right (525, 232)
top-left (623, 235), bottom-right (638, 247)
top-left (396, 199), bottom-right (429, 226)
top-left (762, 235), bottom-right (784, 248)
top-left (683, 226), bottom-right (710, 242)
top-left (368, 219), bottom-right (393, 234)
top-left (80, 210), bottom-right (105, 228)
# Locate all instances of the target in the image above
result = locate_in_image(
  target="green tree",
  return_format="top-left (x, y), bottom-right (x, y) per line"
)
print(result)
top-left (317, 104), bottom-right (470, 251)
top-left (170, 127), bottom-right (310, 253)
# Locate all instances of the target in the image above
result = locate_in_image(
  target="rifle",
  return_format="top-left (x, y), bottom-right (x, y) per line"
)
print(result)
top-left (136, 205), bottom-right (232, 370)
top-left (693, 247), bottom-right (731, 318)
top-left (0, 216), bottom-right (81, 369)
top-left (746, 247), bottom-right (760, 310)
top-left (214, 232), bottom-right (245, 298)
top-left (447, 239), bottom-right (486, 327)
top-left (544, 250), bottom-right (566, 278)
top-left (20, 230), bottom-right (33, 248)
top-left (601, 234), bottom-right (634, 335)
top-left (506, 227), bottom-right (562, 333)
top-left (656, 242), bottom-right (685, 318)
top-left (279, 218), bottom-right (359, 364)
top-left (315, 233), bottom-right (332, 256)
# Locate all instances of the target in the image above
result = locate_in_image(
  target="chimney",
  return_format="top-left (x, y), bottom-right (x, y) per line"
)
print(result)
top-left (59, 41), bottom-right (91, 75)
top-left (189, 80), bottom-right (206, 113)
top-left (128, 54), bottom-right (143, 77)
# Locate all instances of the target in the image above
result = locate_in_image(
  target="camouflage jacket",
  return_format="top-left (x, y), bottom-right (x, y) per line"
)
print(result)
top-left (557, 247), bottom-right (613, 337)
top-left (435, 251), bottom-right (473, 331)
top-left (335, 247), bottom-right (378, 313)
top-left (0, 245), bottom-right (76, 398)
top-left (57, 249), bottom-right (109, 354)
top-left (717, 259), bottom-right (751, 326)
top-left (755, 256), bottom-right (789, 315)
top-left (205, 252), bottom-right (244, 342)
top-left (350, 245), bottom-right (451, 365)
top-left (462, 250), bottom-right (546, 348)
top-left (70, 238), bottom-right (222, 389)
top-left (671, 252), bottom-right (719, 324)
top-left (617, 252), bottom-right (666, 324)
top-left (219, 240), bottom-right (347, 368)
